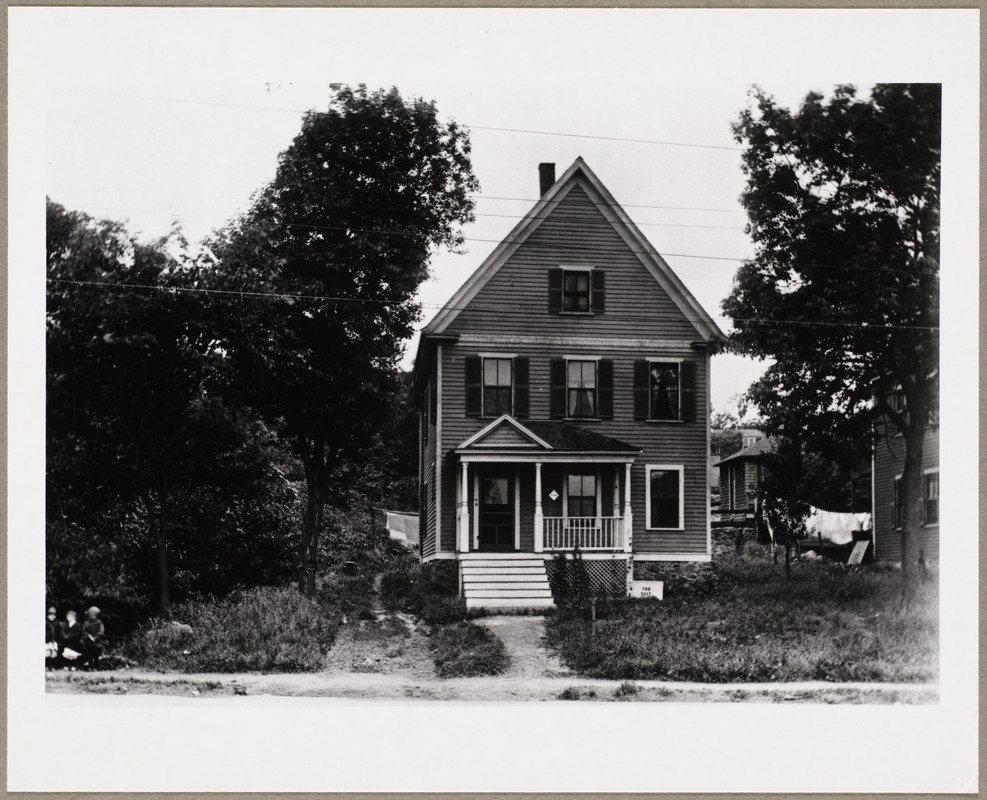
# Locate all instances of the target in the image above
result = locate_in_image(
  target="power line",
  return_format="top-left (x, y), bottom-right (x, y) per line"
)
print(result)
top-left (49, 86), bottom-right (743, 153)
top-left (68, 203), bottom-right (942, 279)
top-left (47, 181), bottom-right (747, 232)
top-left (49, 167), bottom-right (747, 214)
top-left (46, 277), bottom-right (942, 333)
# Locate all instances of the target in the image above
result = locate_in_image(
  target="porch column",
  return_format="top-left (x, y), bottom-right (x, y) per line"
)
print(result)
top-left (534, 461), bottom-right (544, 552)
top-left (623, 462), bottom-right (634, 553)
top-left (459, 461), bottom-right (470, 553)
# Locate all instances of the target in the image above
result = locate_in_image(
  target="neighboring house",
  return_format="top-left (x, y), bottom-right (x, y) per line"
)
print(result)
top-left (872, 390), bottom-right (939, 563)
top-left (409, 158), bottom-right (724, 608)
top-left (709, 427), bottom-right (762, 492)
top-left (717, 436), bottom-right (773, 515)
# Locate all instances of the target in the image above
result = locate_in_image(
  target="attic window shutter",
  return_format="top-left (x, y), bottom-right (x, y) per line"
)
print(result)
top-left (598, 359), bottom-right (614, 419)
top-left (633, 360), bottom-right (650, 420)
top-left (548, 269), bottom-right (563, 313)
top-left (514, 357), bottom-right (530, 419)
top-left (680, 361), bottom-right (697, 422)
top-left (550, 358), bottom-right (566, 419)
top-left (591, 270), bottom-right (606, 313)
top-left (465, 356), bottom-right (482, 417)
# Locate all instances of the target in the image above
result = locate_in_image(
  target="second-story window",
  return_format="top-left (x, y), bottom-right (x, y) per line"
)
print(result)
top-left (567, 360), bottom-right (597, 418)
top-left (483, 357), bottom-right (513, 417)
top-left (634, 359), bottom-right (697, 422)
top-left (548, 268), bottom-right (605, 314)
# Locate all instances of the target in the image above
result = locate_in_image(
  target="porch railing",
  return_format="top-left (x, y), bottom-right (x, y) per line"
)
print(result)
top-left (543, 516), bottom-right (624, 551)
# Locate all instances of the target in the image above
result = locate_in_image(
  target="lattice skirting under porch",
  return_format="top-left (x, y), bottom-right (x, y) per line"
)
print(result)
top-left (545, 558), bottom-right (627, 598)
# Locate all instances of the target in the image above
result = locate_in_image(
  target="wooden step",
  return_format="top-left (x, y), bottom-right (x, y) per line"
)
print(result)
top-left (466, 597), bottom-right (555, 609)
top-left (465, 588), bottom-right (553, 598)
top-left (463, 574), bottom-right (548, 584)
top-left (461, 561), bottom-right (547, 569)
top-left (464, 582), bottom-right (553, 591)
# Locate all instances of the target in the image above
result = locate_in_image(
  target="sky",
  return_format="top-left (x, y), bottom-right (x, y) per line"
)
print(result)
top-left (33, 7), bottom-right (878, 414)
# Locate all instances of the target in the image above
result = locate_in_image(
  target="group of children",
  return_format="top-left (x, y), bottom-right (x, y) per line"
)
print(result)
top-left (45, 606), bottom-right (105, 670)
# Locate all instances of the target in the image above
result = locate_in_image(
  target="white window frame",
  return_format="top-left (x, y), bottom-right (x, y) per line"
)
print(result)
top-left (479, 354), bottom-right (514, 418)
top-left (645, 464), bottom-right (685, 531)
top-left (923, 468), bottom-right (939, 528)
top-left (559, 264), bottom-right (595, 315)
top-left (646, 356), bottom-right (684, 423)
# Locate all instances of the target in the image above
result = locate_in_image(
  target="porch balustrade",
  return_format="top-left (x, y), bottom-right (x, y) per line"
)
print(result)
top-left (543, 516), bottom-right (624, 551)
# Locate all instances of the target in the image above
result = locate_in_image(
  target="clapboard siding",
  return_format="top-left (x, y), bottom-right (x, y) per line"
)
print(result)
top-left (443, 183), bottom-right (703, 341)
top-left (440, 343), bottom-right (709, 556)
top-left (873, 420), bottom-right (940, 562)
top-left (420, 366), bottom-right (438, 558)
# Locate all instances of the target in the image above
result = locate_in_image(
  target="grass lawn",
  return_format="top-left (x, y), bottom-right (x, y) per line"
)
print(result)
top-left (545, 548), bottom-right (939, 683)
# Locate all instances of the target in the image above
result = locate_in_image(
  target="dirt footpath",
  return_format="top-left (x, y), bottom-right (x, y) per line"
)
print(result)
top-left (474, 615), bottom-right (570, 678)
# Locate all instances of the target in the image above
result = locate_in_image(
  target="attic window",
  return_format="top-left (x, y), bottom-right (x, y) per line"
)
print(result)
top-left (548, 268), bottom-right (605, 314)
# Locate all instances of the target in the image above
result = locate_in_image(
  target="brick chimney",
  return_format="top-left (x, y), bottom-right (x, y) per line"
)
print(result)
top-left (539, 163), bottom-right (556, 197)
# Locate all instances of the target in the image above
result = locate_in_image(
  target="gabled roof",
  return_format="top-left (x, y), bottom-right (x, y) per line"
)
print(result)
top-left (456, 414), bottom-right (639, 454)
top-left (716, 436), bottom-right (776, 466)
top-left (422, 157), bottom-right (725, 342)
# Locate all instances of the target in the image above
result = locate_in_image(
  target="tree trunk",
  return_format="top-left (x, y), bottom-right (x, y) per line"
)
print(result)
top-left (298, 496), bottom-right (322, 596)
top-left (784, 542), bottom-right (792, 579)
top-left (297, 434), bottom-right (330, 596)
top-left (155, 483), bottom-right (171, 617)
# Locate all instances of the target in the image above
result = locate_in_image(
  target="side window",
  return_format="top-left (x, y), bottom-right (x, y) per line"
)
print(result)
top-left (647, 466), bottom-right (683, 530)
top-left (924, 472), bottom-right (939, 526)
top-left (482, 357), bottom-right (513, 417)
top-left (563, 271), bottom-right (591, 312)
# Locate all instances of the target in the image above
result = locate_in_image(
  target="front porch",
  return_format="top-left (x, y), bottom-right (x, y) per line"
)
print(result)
top-left (453, 415), bottom-right (640, 556)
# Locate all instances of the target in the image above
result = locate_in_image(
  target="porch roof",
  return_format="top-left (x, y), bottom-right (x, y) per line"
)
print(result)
top-left (455, 415), bottom-right (639, 459)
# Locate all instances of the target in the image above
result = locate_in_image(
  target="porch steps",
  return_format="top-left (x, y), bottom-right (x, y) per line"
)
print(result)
top-left (461, 558), bottom-right (554, 610)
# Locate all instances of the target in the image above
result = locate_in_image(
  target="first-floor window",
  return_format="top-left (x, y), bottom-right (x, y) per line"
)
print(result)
top-left (483, 357), bottom-right (513, 416)
top-left (567, 473), bottom-right (597, 518)
top-left (567, 360), bottom-right (597, 418)
top-left (924, 472), bottom-right (939, 526)
top-left (892, 476), bottom-right (902, 529)
top-left (647, 466), bottom-right (683, 529)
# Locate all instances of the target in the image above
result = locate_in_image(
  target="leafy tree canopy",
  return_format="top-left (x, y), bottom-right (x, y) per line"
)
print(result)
top-left (205, 84), bottom-right (478, 592)
top-left (724, 84), bottom-right (940, 583)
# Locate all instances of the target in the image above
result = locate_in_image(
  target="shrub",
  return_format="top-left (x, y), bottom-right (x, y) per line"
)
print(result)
top-left (125, 586), bottom-right (337, 673)
top-left (615, 680), bottom-right (639, 698)
top-left (319, 572), bottom-right (375, 618)
top-left (419, 594), bottom-right (468, 626)
top-left (430, 621), bottom-right (509, 677)
top-left (380, 559), bottom-right (466, 624)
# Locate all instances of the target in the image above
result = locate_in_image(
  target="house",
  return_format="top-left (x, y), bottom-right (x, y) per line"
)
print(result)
top-left (409, 158), bottom-right (724, 608)
top-left (717, 436), bottom-right (773, 517)
top-left (709, 427), bottom-right (763, 491)
top-left (871, 390), bottom-right (939, 563)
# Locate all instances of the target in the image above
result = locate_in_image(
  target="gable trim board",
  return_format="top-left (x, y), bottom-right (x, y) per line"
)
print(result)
top-left (422, 157), bottom-right (725, 343)
top-left (456, 334), bottom-right (700, 351)
top-left (458, 414), bottom-right (555, 450)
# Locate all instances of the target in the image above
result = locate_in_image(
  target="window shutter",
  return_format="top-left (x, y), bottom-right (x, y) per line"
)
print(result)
top-left (591, 270), bottom-right (606, 313)
top-left (513, 357), bottom-right (530, 418)
top-left (680, 361), bottom-right (697, 422)
top-left (548, 269), bottom-right (563, 313)
top-left (550, 358), bottom-right (566, 419)
top-left (598, 359), bottom-right (614, 419)
top-left (465, 356), bottom-right (482, 417)
top-left (633, 360), bottom-right (650, 420)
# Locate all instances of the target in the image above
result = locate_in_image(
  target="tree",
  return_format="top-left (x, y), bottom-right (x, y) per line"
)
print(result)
top-left (206, 84), bottom-right (478, 594)
top-left (47, 201), bottom-right (300, 617)
top-left (723, 84), bottom-right (940, 592)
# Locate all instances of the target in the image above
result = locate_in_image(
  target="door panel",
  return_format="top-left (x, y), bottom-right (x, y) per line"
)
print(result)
top-left (479, 472), bottom-right (515, 551)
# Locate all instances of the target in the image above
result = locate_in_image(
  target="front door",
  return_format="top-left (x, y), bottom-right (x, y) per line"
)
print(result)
top-left (479, 471), bottom-right (515, 551)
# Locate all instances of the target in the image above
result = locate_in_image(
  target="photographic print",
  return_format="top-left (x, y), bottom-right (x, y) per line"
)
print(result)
top-left (9, 6), bottom-right (978, 794)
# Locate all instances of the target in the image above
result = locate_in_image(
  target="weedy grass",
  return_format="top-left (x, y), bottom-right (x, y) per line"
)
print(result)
top-left (124, 586), bottom-right (338, 673)
top-left (545, 549), bottom-right (939, 683)
top-left (429, 621), bottom-right (510, 678)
